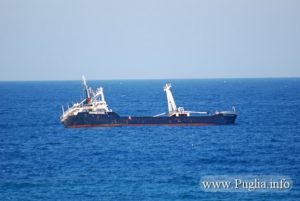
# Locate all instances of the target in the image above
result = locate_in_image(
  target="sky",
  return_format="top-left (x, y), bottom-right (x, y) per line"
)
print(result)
top-left (0, 0), bottom-right (299, 81)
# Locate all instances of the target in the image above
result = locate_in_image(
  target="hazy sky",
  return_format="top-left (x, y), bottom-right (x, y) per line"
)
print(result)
top-left (0, 0), bottom-right (299, 80)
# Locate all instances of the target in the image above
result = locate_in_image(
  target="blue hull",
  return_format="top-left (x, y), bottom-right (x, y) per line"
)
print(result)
top-left (62, 112), bottom-right (237, 128)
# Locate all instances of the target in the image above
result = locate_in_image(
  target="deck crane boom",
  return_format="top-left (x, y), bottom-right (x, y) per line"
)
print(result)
top-left (163, 83), bottom-right (190, 117)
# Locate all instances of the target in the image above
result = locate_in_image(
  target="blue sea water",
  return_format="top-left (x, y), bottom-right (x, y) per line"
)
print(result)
top-left (0, 78), bottom-right (299, 201)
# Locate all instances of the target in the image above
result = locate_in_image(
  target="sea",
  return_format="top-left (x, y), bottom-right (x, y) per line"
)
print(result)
top-left (0, 78), bottom-right (299, 201)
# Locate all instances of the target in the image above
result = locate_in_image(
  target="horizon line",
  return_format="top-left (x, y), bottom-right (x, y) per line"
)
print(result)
top-left (0, 76), bottom-right (299, 82)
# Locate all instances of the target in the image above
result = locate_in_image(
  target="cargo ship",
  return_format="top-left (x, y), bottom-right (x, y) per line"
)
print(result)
top-left (60, 76), bottom-right (237, 127)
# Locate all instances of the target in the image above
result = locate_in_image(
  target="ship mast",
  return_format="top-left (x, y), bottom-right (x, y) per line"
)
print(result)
top-left (99, 87), bottom-right (106, 103)
top-left (82, 75), bottom-right (91, 104)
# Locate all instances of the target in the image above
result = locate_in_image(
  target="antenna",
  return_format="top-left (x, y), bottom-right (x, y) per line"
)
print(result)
top-left (82, 75), bottom-right (91, 103)
top-left (82, 75), bottom-right (87, 87)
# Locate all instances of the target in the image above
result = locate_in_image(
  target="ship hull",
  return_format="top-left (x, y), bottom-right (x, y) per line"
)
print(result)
top-left (62, 112), bottom-right (237, 128)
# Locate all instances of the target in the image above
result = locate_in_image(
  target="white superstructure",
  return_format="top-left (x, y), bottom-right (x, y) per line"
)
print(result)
top-left (60, 75), bottom-right (111, 123)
